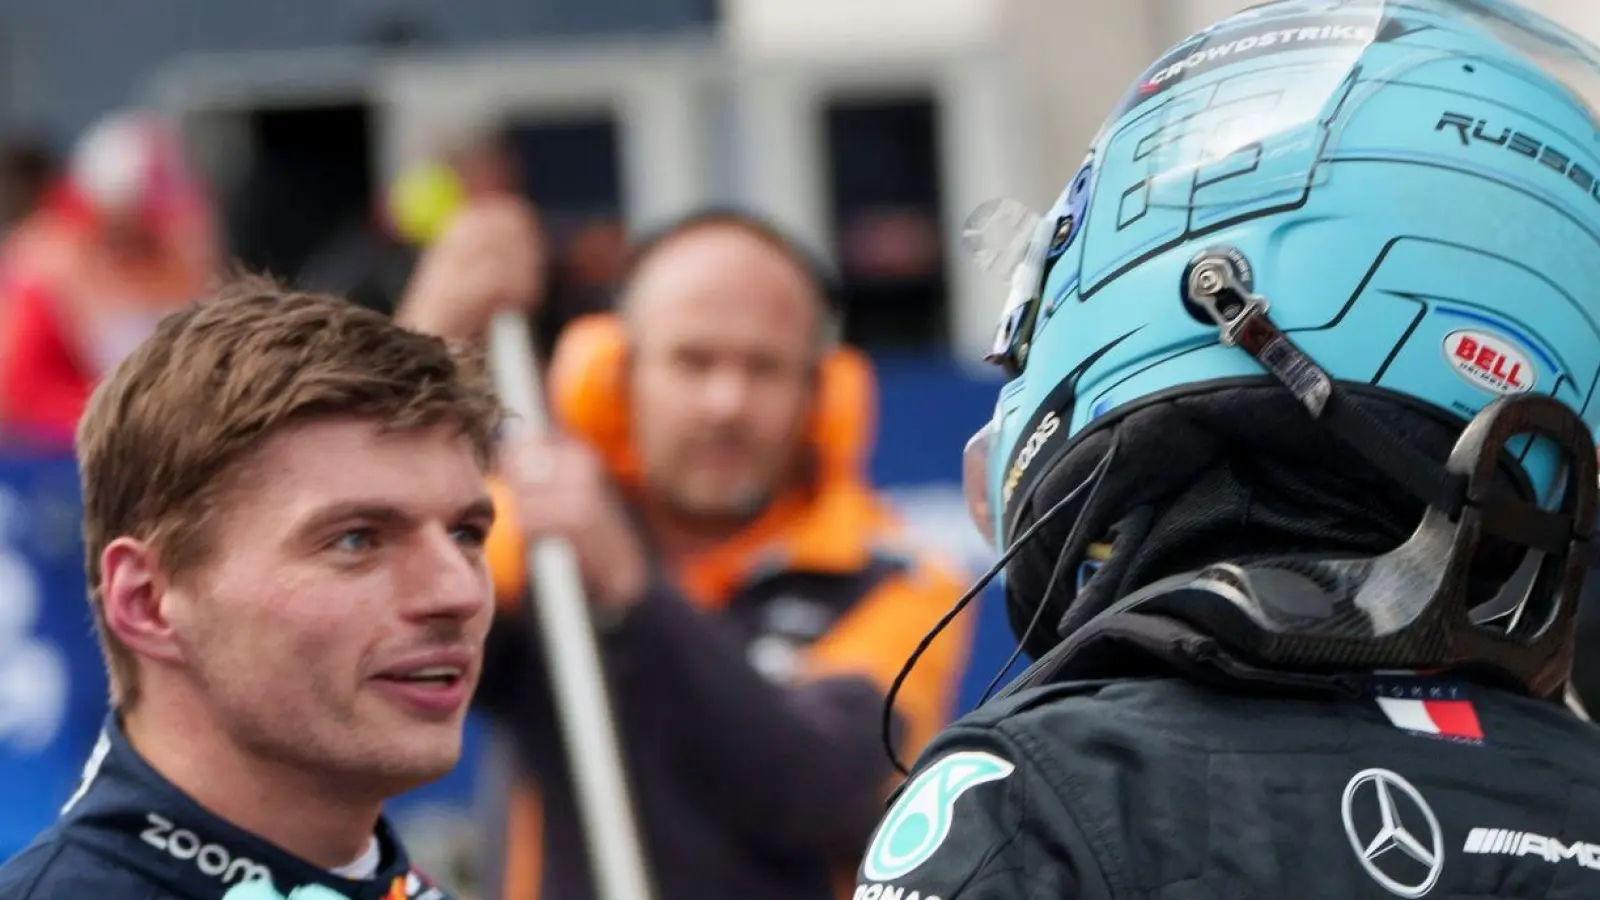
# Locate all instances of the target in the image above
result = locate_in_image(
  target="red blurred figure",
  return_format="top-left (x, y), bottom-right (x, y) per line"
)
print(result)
top-left (0, 110), bottom-right (219, 448)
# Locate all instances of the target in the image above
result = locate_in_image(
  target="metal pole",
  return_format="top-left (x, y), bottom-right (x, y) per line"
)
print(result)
top-left (488, 312), bottom-right (656, 900)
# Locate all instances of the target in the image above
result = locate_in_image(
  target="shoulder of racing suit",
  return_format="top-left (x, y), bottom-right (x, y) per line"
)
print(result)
top-left (0, 716), bottom-right (452, 900)
top-left (857, 673), bottom-right (1600, 900)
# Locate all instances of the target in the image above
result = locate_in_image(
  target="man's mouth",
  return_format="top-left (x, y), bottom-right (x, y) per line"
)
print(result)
top-left (371, 651), bottom-right (476, 716)
top-left (688, 443), bottom-right (754, 469)
top-left (376, 665), bottom-right (465, 688)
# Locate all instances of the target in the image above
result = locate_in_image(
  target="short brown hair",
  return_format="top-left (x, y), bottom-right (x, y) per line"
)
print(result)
top-left (76, 272), bottom-right (503, 709)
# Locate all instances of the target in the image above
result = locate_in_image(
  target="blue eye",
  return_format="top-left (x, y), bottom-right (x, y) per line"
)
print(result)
top-left (451, 524), bottom-right (488, 549)
top-left (333, 529), bottom-right (376, 553)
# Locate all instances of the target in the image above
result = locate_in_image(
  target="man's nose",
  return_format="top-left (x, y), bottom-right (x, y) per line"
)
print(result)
top-left (699, 366), bottom-right (753, 421)
top-left (402, 526), bottom-right (492, 621)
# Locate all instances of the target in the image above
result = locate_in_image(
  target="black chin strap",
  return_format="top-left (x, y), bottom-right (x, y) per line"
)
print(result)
top-left (1184, 250), bottom-right (1600, 568)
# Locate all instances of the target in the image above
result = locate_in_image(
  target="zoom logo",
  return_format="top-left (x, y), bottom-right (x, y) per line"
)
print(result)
top-left (141, 812), bottom-right (273, 885)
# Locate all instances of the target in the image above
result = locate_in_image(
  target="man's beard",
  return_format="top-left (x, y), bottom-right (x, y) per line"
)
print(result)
top-left (650, 444), bottom-right (806, 532)
top-left (658, 477), bottom-right (775, 531)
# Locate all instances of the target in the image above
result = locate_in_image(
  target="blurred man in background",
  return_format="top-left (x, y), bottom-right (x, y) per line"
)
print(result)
top-left (0, 110), bottom-right (219, 449)
top-left (398, 208), bottom-right (972, 900)
top-left (0, 276), bottom-right (498, 899)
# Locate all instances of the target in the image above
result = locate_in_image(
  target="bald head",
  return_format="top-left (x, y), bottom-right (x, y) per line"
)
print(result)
top-left (619, 220), bottom-right (832, 524)
top-left (619, 219), bottom-right (835, 353)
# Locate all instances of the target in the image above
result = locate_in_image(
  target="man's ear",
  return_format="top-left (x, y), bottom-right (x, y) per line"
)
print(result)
top-left (100, 537), bottom-right (186, 666)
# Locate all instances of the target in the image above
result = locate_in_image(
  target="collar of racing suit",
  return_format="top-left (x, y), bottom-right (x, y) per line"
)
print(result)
top-left (1007, 598), bottom-right (1557, 711)
top-left (56, 715), bottom-right (448, 900)
top-left (1005, 608), bottom-right (1373, 701)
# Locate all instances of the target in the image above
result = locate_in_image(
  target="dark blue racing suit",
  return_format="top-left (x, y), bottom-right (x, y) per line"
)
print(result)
top-left (0, 716), bottom-right (451, 900)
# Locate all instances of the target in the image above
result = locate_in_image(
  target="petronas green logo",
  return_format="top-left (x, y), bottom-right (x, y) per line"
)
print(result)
top-left (862, 751), bottom-right (1015, 881)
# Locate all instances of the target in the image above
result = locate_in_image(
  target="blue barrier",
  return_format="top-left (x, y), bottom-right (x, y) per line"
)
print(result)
top-left (863, 353), bottom-right (1028, 714)
top-left (0, 452), bottom-right (109, 860)
top-left (0, 353), bottom-right (1030, 872)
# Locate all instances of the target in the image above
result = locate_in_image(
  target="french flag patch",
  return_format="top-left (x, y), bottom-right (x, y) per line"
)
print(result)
top-left (1372, 678), bottom-right (1485, 744)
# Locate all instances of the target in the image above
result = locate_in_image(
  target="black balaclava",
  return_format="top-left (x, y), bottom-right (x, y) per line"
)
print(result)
top-left (1005, 383), bottom-right (1528, 663)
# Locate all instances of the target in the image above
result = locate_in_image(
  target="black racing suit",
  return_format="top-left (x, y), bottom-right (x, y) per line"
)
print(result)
top-left (0, 716), bottom-right (451, 900)
top-left (853, 618), bottom-right (1600, 900)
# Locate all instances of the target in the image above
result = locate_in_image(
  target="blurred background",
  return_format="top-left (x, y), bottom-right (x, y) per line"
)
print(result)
top-left (5, 0), bottom-right (1600, 895)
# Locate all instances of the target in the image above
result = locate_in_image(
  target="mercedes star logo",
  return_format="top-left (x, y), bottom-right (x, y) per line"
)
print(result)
top-left (1341, 768), bottom-right (1444, 898)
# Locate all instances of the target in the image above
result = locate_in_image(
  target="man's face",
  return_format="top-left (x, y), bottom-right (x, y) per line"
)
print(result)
top-left (625, 226), bottom-right (820, 521)
top-left (164, 418), bottom-right (495, 794)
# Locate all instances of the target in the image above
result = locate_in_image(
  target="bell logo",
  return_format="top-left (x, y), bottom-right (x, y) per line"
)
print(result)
top-left (1443, 329), bottom-right (1535, 395)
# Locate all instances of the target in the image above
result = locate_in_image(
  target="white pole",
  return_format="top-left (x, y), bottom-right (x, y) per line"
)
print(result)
top-left (487, 312), bottom-right (656, 900)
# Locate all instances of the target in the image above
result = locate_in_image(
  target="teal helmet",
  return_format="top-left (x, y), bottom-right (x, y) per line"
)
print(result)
top-left (961, 0), bottom-right (1600, 697)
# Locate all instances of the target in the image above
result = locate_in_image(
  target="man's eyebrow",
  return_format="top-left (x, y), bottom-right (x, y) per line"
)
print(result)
top-left (294, 496), bottom-right (497, 536)
top-left (293, 502), bottom-right (411, 536)
top-left (459, 496), bottom-right (497, 524)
